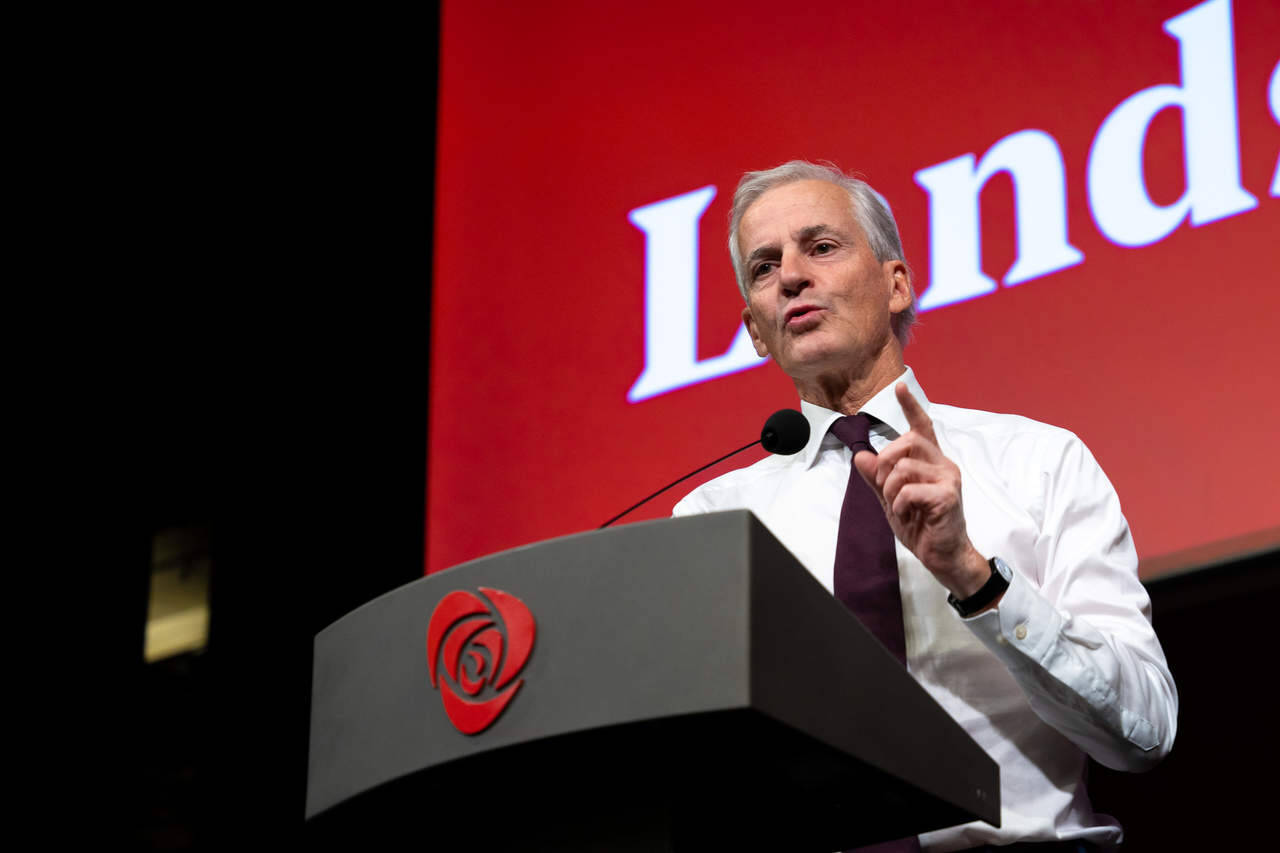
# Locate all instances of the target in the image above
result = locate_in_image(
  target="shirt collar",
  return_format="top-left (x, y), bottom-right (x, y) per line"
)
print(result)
top-left (796, 366), bottom-right (930, 469)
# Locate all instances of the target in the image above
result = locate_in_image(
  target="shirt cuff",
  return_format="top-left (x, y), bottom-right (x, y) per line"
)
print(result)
top-left (960, 565), bottom-right (1063, 667)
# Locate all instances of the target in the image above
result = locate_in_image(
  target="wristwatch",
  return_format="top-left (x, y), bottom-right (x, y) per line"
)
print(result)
top-left (948, 556), bottom-right (1013, 617)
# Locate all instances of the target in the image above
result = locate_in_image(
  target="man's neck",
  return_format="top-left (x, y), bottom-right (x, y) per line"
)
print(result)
top-left (794, 351), bottom-right (905, 415)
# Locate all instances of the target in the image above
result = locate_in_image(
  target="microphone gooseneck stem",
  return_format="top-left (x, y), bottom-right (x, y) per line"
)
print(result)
top-left (597, 439), bottom-right (761, 529)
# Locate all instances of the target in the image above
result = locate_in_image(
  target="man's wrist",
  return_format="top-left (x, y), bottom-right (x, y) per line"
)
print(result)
top-left (948, 555), bottom-right (1013, 617)
top-left (943, 546), bottom-right (992, 600)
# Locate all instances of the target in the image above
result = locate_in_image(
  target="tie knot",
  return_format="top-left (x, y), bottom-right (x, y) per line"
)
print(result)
top-left (830, 413), bottom-right (876, 453)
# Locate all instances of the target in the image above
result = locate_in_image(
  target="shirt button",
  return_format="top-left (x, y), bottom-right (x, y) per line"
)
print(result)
top-left (1014, 623), bottom-right (1028, 641)
top-left (995, 633), bottom-right (1008, 646)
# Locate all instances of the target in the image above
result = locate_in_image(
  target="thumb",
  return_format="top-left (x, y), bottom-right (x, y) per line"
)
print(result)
top-left (853, 449), bottom-right (882, 496)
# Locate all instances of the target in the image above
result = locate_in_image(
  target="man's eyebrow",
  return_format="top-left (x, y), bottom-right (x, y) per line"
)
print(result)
top-left (745, 243), bottom-right (779, 267)
top-left (744, 224), bottom-right (852, 268)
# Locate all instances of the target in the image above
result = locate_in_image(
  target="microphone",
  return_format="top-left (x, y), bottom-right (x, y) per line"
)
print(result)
top-left (598, 409), bottom-right (810, 529)
top-left (760, 408), bottom-right (809, 454)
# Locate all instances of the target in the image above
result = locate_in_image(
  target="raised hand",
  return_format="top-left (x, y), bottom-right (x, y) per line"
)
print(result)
top-left (852, 383), bottom-right (990, 599)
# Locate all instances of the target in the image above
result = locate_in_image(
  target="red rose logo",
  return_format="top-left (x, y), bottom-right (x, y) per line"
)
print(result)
top-left (426, 587), bottom-right (536, 735)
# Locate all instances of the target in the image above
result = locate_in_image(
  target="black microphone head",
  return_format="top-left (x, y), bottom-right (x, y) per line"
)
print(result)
top-left (760, 409), bottom-right (809, 455)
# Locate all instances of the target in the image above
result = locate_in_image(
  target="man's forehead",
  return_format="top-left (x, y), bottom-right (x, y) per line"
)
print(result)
top-left (739, 180), bottom-right (861, 249)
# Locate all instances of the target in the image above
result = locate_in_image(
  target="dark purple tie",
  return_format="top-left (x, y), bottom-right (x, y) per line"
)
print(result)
top-left (831, 414), bottom-right (921, 853)
top-left (830, 414), bottom-right (908, 666)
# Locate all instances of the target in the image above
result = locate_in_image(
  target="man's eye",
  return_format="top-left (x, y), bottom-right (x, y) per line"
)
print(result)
top-left (813, 242), bottom-right (834, 255)
top-left (753, 262), bottom-right (775, 279)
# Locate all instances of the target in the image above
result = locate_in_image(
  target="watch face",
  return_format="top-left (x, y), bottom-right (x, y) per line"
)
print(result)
top-left (992, 556), bottom-right (1013, 583)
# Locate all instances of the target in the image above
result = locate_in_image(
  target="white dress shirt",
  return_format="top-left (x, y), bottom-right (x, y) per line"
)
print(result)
top-left (672, 367), bottom-right (1177, 851)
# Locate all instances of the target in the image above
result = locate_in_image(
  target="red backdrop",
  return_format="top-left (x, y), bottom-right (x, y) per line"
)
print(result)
top-left (430, 0), bottom-right (1280, 577)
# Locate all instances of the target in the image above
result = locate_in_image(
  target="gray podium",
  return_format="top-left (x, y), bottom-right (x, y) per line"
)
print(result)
top-left (306, 510), bottom-right (1000, 851)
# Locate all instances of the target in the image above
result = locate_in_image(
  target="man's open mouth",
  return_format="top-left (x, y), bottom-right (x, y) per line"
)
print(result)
top-left (786, 305), bottom-right (823, 325)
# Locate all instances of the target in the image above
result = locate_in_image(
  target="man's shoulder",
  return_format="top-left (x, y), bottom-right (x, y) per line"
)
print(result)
top-left (672, 451), bottom-right (797, 516)
top-left (931, 401), bottom-right (1082, 449)
top-left (930, 401), bottom-right (1100, 489)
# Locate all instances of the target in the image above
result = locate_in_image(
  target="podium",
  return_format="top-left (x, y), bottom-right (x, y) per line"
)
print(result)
top-left (306, 511), bottom-right (1000, 851)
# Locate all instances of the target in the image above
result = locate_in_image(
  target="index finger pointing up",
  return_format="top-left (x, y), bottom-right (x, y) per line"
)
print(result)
top-left (896, 382), bottom-right (936, 441)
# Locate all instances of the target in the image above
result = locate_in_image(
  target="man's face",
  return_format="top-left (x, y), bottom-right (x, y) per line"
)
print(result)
top-left (737, 180), bottom-right (911, 383)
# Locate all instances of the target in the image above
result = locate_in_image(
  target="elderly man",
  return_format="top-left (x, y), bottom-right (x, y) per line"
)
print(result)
top-left (673, 161), bottom-right (1176, 852)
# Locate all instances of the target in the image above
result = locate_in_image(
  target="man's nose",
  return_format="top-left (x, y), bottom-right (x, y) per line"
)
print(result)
top-left (778, 250), bottom-right (811, 296)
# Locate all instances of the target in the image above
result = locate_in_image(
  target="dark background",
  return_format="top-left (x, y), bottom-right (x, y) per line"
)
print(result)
top-left (96, 6), bottom-right (1276, 849)
top-left (90, 8), bottom-right (437, 848)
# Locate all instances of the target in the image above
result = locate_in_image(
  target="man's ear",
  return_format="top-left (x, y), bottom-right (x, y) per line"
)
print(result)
top-left (742, 305), bottom-right (770, 358)
top-left (885, 260), bottom-right (913, 315)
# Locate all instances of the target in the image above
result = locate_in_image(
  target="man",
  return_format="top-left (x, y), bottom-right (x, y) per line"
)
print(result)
top-left (673, 161), bottom-right (1176, 851)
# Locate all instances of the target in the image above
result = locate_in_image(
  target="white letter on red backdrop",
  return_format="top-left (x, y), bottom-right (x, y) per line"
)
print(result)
top-left (627, 187), bottom-right (765, 403)
top-left (1269, 58), bottom-right (1279, 196)
top-left (913, 129), bottom-right (1084, 312)
top-left (1088, 0), bottom-right (1257, 247)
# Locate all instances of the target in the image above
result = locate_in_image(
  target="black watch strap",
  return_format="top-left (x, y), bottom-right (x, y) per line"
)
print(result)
top-left (948, 556), bottom-right (1012, 617)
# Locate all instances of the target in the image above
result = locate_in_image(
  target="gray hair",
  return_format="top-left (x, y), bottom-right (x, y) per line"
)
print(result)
top-left (728, 160), bottom-right (917, 347)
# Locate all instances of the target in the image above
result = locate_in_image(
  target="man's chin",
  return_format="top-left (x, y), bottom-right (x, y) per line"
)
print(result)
top-left (775, 347), bottom-right (843, 380)
top-left (775, 340), bottom-right (891, 384)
